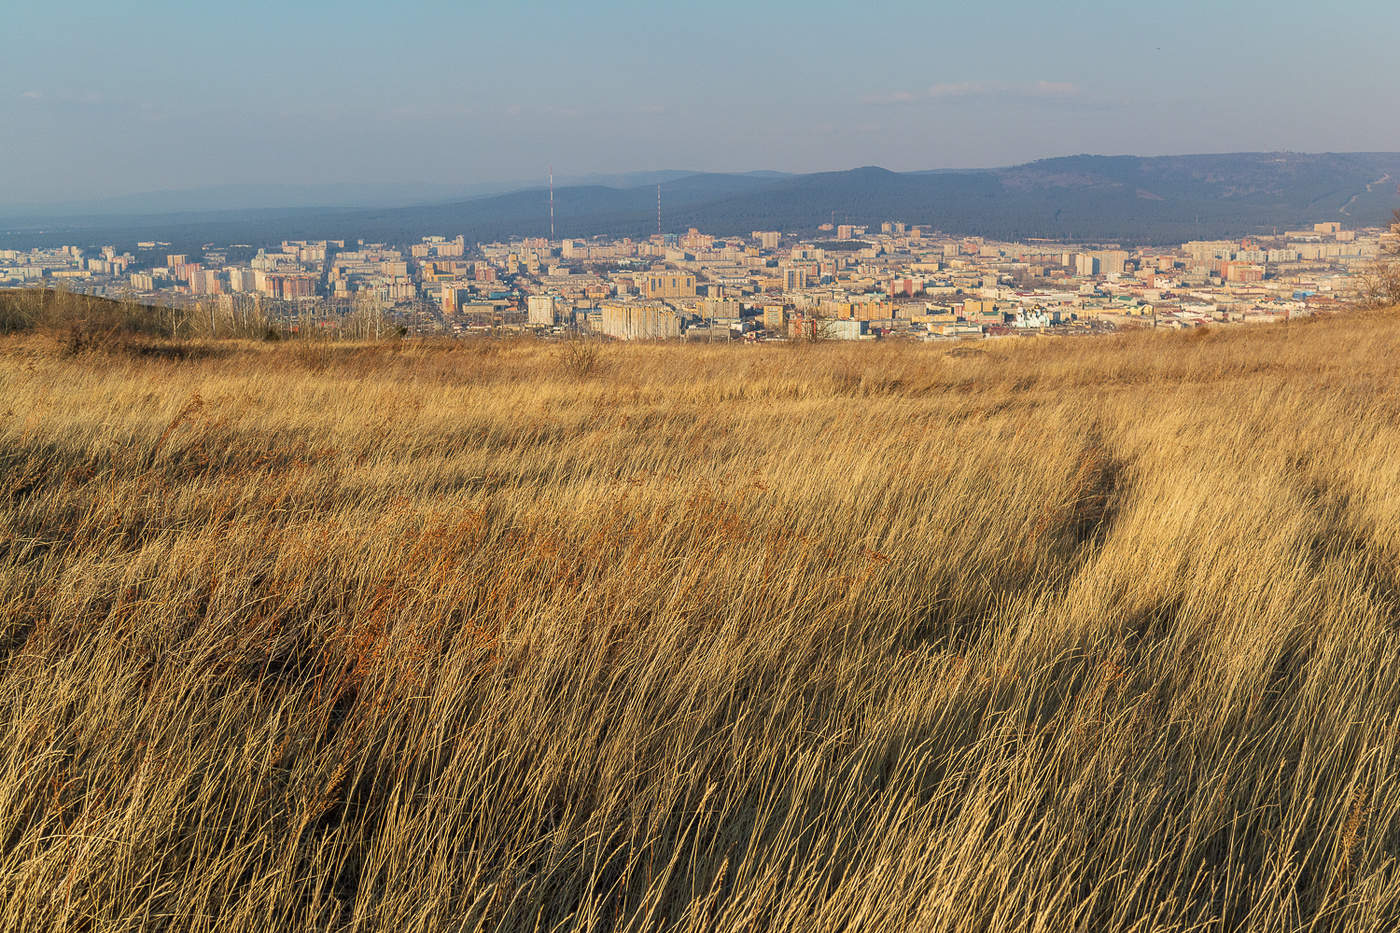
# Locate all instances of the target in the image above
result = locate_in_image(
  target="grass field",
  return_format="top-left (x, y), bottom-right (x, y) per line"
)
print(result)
top-left (3, 305), bottom-right (1400, 931)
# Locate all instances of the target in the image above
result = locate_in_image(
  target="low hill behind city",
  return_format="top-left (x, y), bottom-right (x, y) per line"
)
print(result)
top-left (5, 152), bottom-right (1398, 250)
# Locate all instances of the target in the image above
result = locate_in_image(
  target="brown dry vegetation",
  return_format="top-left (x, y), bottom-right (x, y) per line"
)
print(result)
top-left (3, 306), bottom-right (1400, 931)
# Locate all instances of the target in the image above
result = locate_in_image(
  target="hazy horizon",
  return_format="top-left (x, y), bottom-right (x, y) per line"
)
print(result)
top-left (6, 0), bottom-right (1400, 208)
top-left (7, 149), bottom-right (1400, 218)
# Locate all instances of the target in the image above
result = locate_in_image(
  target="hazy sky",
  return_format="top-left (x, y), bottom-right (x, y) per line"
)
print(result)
top-left (4, 0), bottom-right (1398, 205)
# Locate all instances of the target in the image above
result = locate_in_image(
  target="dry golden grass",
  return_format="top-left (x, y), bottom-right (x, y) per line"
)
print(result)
top-left (3, 310), bottom-right (1400, 931)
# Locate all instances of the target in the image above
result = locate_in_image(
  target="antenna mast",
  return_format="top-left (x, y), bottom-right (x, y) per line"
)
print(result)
top-left (657, 184), bottom-right (662, 236)
top-left (549, 166), bottom-right (555, 241)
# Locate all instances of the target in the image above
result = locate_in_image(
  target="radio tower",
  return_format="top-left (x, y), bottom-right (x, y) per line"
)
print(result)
top-left (548, 166), bottom-right (555, 241)
top-left (657, 183), bottom-right (662, 237)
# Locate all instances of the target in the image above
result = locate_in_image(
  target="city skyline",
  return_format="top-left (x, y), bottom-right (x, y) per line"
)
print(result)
top-left (3, 210), bottom-right (1380, 343)
top-left (5, 0), bottom-right (1400, 206)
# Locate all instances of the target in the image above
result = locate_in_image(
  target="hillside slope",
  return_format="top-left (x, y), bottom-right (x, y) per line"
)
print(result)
top-left (4, 312), bottom-right (1400, 929)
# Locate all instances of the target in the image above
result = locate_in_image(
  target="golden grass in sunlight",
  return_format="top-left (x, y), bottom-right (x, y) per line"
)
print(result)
top-left (3, 310), bottom-right (1400, 930)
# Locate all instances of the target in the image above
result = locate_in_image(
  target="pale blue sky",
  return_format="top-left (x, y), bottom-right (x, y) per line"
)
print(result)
top-left (3, 0), bottom-right (1397, 204)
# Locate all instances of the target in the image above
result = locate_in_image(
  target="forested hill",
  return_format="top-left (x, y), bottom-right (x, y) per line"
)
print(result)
top-left (5, 152), bottom-right (1398, 249)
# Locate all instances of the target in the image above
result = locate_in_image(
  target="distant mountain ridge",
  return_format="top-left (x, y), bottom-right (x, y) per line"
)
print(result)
top-left (0, 170), bottom-right (790, 219)
top-left (3, 153), bottom-right (1398, 250)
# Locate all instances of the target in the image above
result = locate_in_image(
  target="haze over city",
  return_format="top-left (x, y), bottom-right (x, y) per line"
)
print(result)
top-left (5, 0), bottom-right (1400, 208)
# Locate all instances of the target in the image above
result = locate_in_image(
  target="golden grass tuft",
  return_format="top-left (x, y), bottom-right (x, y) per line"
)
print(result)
top-left (3, 310), bottom-right (1400, 930)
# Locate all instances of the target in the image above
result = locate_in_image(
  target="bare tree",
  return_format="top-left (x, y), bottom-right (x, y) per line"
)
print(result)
top-left (1360, 208), bottom-right (1400, 307)
top-left (794, 312), bottom-right (838, 342)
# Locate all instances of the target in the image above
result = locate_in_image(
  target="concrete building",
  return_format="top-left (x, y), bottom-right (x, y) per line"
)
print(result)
top-left (599, 300), bottom-right (684, 340)
top-left (528, 295), bottom-right (567, 326)
top-left (640, 271), bottom-right (696, 299)
top-left (441, 284), bottom-right (465, 314)
top-left (227, 267), bottom-right (256, 293)
top-left (827, 318), bottom-right (868, 340)
top-left (1095, 250), bottom-right (1130, 276)
top-left (264, 273), bottom-right (317, 300)
top-left (1224, 262), bottom-right (1265, 284)
top-left (753, 231), bottom-right (781, 250)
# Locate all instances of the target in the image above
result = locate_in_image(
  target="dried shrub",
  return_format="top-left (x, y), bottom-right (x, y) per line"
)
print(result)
top-left (557, 336), bottom-right (604, 378)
